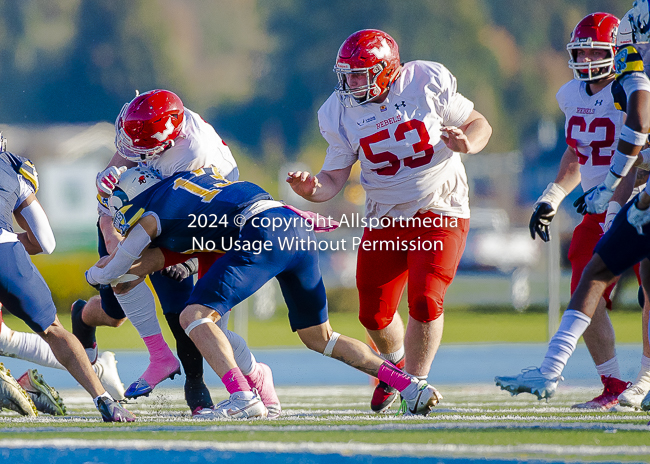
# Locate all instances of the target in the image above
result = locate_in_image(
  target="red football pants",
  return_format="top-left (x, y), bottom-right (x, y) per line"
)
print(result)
top-left (568, 212), bottom-right (640, 308)
top-left (356, 212), bottom-right (469, 330)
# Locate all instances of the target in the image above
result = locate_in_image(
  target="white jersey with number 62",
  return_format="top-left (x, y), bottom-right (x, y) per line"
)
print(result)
top-left (556, 79), bottom-right (624, 192)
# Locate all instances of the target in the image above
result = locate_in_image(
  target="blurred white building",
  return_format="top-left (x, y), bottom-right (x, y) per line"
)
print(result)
top-left (2, 123), bottom-right (115, 250)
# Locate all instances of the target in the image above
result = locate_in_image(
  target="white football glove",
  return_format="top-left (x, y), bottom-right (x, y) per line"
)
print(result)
top-left (574, 172), bottom-right (620, 215)
top-left (627, 196), bottom-right (650, 235)
top-left (96, 166), bottom-right (127, 195)
top-left (603, 201), bottom-right (622, 233)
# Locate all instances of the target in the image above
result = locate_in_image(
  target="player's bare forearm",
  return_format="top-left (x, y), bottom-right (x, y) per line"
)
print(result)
top-left (618, 91), bottom-right (650, 162)
top-left (99, 214), bottom-right (123, 254)
top-left (456, 110), bottom-right (492, 154)
top-left (553, 147), bottom-right (581, 194)
top-left (286, 165), bottom-right (352, 202)
top-left (16, 232), bottom-right (42, 255)
top-left (611, 167), bottom-right (637, 206)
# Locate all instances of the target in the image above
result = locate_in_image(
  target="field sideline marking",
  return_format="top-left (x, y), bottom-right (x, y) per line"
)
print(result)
top-left (1, 421), bottom-right (649, 433)
top-left (0, 438), bottom-right (649, 458)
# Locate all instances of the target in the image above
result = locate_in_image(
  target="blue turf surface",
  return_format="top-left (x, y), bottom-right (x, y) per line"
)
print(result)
top-left (1, 343), bottom-right (643, 389)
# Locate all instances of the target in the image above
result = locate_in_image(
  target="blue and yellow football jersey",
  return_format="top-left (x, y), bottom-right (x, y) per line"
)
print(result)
top-left (612, 43), bottom-right (650, 110)
top-left (0, 152), bottom-right (38, 233)
top-left (112, 166), bottom-right (273, 253)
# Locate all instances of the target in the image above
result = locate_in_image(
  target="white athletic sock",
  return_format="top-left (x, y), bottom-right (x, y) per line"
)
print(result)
top-left (0, 322), bottom-right (64, 369)
top-left (114, 281), bottom-right (161, 338)
top-left (596, 357), bottom-right (621, 379)
top-left (634, 355), bottom-right (650, 388)
top-left (381, 346), bottom-right (405, 365)
top-left (540, 309), bottom-right (591, 377)
top-left (217, 312), bottom-right (256, 375)
top-left (399, 376), bottom-right (423, 401)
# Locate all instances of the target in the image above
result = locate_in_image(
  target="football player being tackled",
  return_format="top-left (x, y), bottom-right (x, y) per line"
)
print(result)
top-left (86, 165), bottom-right (442, 418)
top-left (73, 90), bottom-right (279, 416)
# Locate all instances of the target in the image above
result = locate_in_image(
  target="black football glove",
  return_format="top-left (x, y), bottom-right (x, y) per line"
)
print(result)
top-left (160, 258), bottom-right (199, 282)
top-left (529, 202), bottom-right (555, 242)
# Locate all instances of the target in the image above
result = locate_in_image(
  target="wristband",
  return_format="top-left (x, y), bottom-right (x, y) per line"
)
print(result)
top-left (620, 125), bottom-right (649, 146)
top-left (610, 149), bottom-right (638, 178)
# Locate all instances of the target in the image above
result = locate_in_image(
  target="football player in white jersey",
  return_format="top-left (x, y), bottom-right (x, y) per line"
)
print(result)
top-left (287, 29), bottom-right (492, 412)
top-left (522, 13), bottom-right (643, 410)
top-left (76, 90), bottom-right (280, 417)
top-left (496, 4), bottom-right (650, 409)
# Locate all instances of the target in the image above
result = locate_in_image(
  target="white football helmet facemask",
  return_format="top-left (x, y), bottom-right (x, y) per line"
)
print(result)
top-left (108, 166), bottom-right (161, 217)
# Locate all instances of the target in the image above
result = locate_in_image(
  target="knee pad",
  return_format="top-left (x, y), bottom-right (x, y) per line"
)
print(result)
top-left (409, 295), bottom-right (444, 323)
top-left (358, 312), bottom-right (391, 331)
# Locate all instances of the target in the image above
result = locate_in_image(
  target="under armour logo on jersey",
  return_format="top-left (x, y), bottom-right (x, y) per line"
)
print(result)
top-left (595, 100), bottom-right (603, 106)
top-left (151, 118), bottom-right (175, 141)
top-left (395, 101), bottom-right (406, 110)
top-left (370, 39), bottom-right (391, 59)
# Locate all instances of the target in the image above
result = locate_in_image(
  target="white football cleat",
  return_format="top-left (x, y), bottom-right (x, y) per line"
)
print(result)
top-left (195, 390), bottom-right (267, 420)
top-left (397, 381), bottom-right (442, 416)
top-left (94, 352), bottom-right (126, 401)
top-left (0, 363), bottom-right (37, 416)
top-left (618, 384), bottom-right (647, 409)
top-left (495, 367), bottom-right (562, 400)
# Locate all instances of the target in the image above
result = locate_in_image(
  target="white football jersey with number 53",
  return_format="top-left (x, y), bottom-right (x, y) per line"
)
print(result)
top-left (318, 60), bottom-right (475, 220)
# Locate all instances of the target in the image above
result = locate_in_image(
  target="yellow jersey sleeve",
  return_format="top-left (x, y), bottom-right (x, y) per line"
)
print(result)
top-left (615, 45), bottom-right (645, 80)
top-left (18, 159), bottom-right (38, 193)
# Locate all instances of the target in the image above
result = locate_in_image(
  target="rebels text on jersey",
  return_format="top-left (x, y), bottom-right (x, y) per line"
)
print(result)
top-left (556, 80), bottom-right (624, 192)
top-left (318, 60), bottom-right (474, 219)
top-left (144, 108), bottom-right (239, 182)
top-left (112, 167), bottom-right (273, 253)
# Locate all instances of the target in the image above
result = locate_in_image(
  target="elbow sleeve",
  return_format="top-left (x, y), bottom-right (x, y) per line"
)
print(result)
top-left (19, 201), bottom-right (55, 254)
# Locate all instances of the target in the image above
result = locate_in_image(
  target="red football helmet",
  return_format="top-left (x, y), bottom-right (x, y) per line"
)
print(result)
top-left (115, 89), bottom-right (185, 161)
top-left (334, 29), bottom-right (401, 107)
top-left (566, 12), bottom-right (619, 82)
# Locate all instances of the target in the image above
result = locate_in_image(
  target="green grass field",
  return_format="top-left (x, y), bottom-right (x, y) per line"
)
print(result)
top-left (6, 253), bottom-right (649, 461)
top-left (1, 385), bottom-right (650, 461)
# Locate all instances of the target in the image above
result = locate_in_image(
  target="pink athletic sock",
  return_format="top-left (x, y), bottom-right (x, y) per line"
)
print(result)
top-left (140, 333), bottom-right (180, 386)
top-left (222, 367), bottom-right (252, 395)
top-left (378, 361), bottom-right (413, 392)
top-left (143, 333), bottom-right (174, 360)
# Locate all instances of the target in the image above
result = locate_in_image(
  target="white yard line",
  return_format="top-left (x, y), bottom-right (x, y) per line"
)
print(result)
top-left (0, 438), bottom-right (649, 458)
